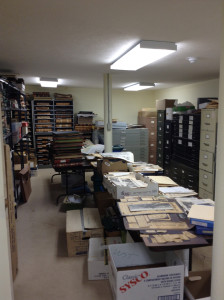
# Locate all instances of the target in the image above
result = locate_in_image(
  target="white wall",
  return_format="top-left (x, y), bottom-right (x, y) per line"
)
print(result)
top-left (0, 106), bottom-right (14, 300)
top-left (26, 85), bottom-right (156, 124)
top-left (153, 78), bottom-right (219, 107)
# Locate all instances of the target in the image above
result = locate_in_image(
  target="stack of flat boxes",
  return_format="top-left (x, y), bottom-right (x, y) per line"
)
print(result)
top-left (157, 110), bottom-right (165, 168)
top-left (170, 113), bottom-right (201, 192)
top-left (199, 108), bottom-right (217, 199)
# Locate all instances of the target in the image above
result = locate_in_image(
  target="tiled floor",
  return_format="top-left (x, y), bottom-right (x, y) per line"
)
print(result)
top-left (13, 168), bottom-right (212, 300)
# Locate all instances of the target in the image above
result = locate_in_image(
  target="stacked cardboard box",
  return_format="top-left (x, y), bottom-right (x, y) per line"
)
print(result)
top-left (66, 208), bottom-right (103, 256)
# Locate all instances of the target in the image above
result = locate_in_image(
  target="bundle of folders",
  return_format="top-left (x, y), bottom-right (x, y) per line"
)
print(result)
top-left (52, 131), bottom-right (84, 167)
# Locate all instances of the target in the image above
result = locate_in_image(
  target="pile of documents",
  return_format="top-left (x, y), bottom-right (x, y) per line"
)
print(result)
top-left (159, 186), bottom-right (198, 198)
top-left (116, 195), bottom-right (208, 248)
top-left (128, 162), bottom-right (163, 174)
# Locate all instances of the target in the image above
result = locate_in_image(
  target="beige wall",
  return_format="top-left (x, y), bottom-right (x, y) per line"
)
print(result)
top-left (26, 85), bottom-right (156, 124)
top-left (27, 78), bottom-right (219, 124)
top-left (153, 79), bottom-right (219, 107)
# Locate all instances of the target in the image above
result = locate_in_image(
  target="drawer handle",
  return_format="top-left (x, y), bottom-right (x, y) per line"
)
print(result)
top-left (204, 143), bottom-right (209, 146)
top-left (203, 183), bottom-right (208, 186)
top-left (202, 163), bottom-right (208, 166)
top-left (205, 122), bottom-right (211, 125)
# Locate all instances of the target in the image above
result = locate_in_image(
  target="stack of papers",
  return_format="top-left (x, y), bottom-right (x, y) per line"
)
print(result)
top-left (159, 186), bottom-right (197, 198)
top-left (148, 176), bottom-right (177, 187)
top-left (175, 197), bottom-right (214, 214)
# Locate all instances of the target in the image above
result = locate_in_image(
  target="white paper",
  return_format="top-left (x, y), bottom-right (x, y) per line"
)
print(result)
top-left (159, 186), bottom-right (194, 194)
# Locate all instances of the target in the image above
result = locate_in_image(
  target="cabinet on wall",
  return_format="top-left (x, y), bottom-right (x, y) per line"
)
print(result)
top-left (199, 108), bottom-right (217, 199)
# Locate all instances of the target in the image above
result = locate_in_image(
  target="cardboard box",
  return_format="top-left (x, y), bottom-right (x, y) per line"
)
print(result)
top-left (97, 158), bottom-right (128, 175)
top-left (66, 208), bottom-right (104, 256)
top-left (138, 108), bottom-right (157, 123)
top-left (184, 271), bottom-right (211, 300)
top-left (88, 237), bottom-right (122, 280)
top-left (103, 173), bottom-right (158, 199)
top-left (108, 243), bottom-right (184, 300)
top-left (19, 165), bottom-right (32, 202)
top-left (156, 99), bottom-right (176, 110)
top-left (14, 152), bottom-right (28, 164)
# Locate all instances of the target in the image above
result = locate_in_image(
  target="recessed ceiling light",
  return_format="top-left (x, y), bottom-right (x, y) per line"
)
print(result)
top-left (186, 57), bottom-right (197, 64)
top-left (39, 77), bottom-right (58, 88)
top-left (124, 82), bottom-right (155, 91)
top-left (111, 40), bottom-right (177, 71)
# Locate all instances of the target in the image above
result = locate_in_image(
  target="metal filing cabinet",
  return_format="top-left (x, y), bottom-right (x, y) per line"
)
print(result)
top-left (199, 108), bottom-right (217, 199)
top-left (157, 110), bottom-right (165, 167)
top-left (112, 128), bottom-right (149, 162)
top-left (125, 128), bottom-right (148, 162)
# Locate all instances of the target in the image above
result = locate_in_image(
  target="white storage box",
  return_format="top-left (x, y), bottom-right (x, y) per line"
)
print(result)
top-left (103, 173), bottom-right (158, 199)
top-left (88, 237), bottom-right (122, 280)
top-left (108, 243), bottom-right (184, 300)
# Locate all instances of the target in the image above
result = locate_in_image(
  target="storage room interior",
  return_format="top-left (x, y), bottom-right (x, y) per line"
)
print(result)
top-left (0, 1), bottom-right (223, 300)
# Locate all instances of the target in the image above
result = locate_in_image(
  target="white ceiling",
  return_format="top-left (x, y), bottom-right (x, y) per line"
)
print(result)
top-left (0, 0), bottom-right (222, 89)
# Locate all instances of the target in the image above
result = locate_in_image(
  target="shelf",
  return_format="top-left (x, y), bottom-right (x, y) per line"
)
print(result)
top-left (0, 78), bottom-right (26, 96)
top-left (35, 132), bottom-right (53, 136)
top-left (2, 107), bottom-right (27, 112)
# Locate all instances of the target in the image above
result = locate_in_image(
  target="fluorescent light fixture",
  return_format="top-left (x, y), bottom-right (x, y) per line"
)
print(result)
top-left (111, 40), bottom-right (177, 71)
top-left (39, 77), bottom-right (58, 88)
top-left (124, 82), bottom-right (155, 91)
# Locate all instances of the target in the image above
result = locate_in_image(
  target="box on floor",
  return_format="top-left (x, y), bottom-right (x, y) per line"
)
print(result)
top-left (184, 270), bottom-right (211, 300)
top-left (88, 237), bottom-right (122, 280)
top-left (108, 242), bottom-right (184, 300)
top-left (66, 208), bottom-right (104, 256)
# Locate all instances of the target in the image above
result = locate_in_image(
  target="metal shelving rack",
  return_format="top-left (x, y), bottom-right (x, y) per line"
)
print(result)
top-left (32, 93), bottom-right (74, 167)
top-left (0, 77), bottom-right (29, 206)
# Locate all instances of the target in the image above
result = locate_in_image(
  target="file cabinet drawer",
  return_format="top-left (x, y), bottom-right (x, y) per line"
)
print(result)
top-left (199, 150), bottom-right (214, 172)
top-left (201, 109), bottom-right (217, 131)
top-left (199, 170), bottom-right (214, 193)
top-left (157, 110), bottom-right (165, 122)
top-left (199, 187), bottom-right (214, 200)
top-left (157, 138), bottom-right (164, 148)
top-left (149, 131), bottom-right (157, 141)
top-left (200, 130), bottom-right (216, 152)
